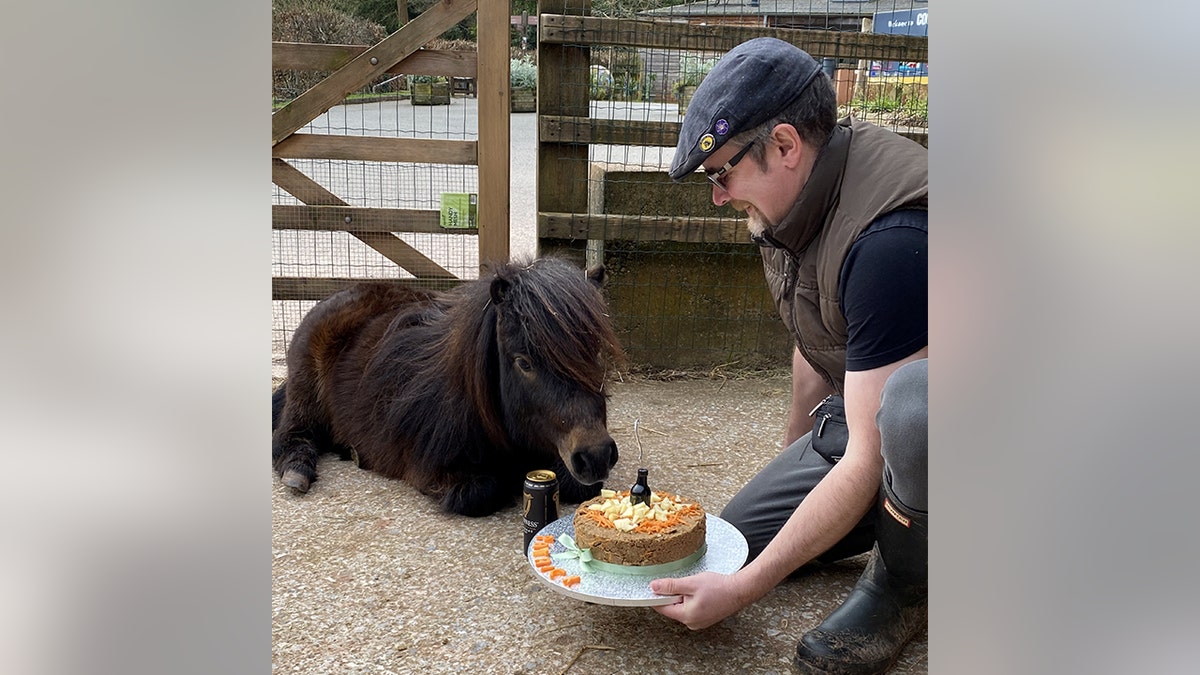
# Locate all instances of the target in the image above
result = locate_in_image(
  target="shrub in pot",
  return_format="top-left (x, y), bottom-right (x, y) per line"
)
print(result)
top-left (510, 58), bottom-right (537, 112)
top-left (411, 75), bottom-right (451, 105)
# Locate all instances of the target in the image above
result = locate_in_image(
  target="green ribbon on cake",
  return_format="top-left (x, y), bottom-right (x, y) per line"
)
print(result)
top-left (552, 534), bottom-right (707, 576)
top-left (551, 534), bottom-right (595, 572)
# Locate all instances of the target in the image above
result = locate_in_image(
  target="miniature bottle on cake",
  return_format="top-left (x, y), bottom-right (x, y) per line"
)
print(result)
top-left (629, 468), bottom-right (651, 506)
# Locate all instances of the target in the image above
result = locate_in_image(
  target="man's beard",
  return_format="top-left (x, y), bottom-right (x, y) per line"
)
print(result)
top-left (746, 209), bottom-right (773, 238)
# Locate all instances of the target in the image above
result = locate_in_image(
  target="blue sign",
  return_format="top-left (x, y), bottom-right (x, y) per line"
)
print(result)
top-left (871, 8), bottom-right (928, 78)
top-left (874, 8), bottom-right (928, 37)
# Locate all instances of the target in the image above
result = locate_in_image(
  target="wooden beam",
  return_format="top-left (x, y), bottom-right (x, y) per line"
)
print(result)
top-left (272, 0), bottom-right (479, 146)
top-left (541, 115), bottom-right (681, 147)
top-left (539, 15), bottom-right (927, 62)
top-left (350, 231), bottom-right (460, 279)
top-left (537, 0), bottom-right (592, 222)
top-left (539, 212), bottom-right (751, 245)
top-left (272, 159), bottom-right (459, 279)
top-left (273, 276), bottom-right (462, 302)
top-left (271, 158), bottom-right (343, 204)
top-left (540, 114), bottom-right (926, 149)
top-left (273, 134), bottom-right (477, 164)
top-left (272, 44), bottom-right (478, 78)
top-left (272, 204), bottom-right (470, 235)
top-left (476, 0), bottom-right (510, 268)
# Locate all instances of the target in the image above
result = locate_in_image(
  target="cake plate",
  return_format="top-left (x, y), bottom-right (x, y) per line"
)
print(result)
top-left (526, 513), bottom-right (748, 607)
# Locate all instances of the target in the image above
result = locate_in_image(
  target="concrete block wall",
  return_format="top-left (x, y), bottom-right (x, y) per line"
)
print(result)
top-left (542, 164), bottom-right (792, 371)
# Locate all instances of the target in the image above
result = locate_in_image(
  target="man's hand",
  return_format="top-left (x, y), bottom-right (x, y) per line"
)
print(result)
top-left (649, 572), bottom-right (755, 630)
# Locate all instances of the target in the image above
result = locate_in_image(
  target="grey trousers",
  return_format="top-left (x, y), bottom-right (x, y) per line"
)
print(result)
top-left (721, 359), bottom-right (928, 564)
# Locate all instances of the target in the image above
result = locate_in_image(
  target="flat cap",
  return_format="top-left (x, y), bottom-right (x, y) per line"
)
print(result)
top-left (669, 38), bottom-right (822, 180)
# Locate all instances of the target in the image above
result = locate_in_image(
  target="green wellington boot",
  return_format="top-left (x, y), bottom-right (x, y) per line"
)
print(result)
top-left (794, 482), bottom-right (928, 674)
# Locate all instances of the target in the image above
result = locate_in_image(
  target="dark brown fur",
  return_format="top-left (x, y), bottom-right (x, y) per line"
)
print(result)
top-left (272, 257), bottom-right (625, 516)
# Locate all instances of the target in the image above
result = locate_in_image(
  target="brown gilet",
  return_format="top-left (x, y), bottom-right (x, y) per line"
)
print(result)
top-left (759, 118), bottom-right (927, 394)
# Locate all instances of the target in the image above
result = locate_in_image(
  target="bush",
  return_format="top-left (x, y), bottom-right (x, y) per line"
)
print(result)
top-left (674, 54), bottom-right (718, 92)
top-left (590, 65), bottom-right (614, 100)
top-left (510, 58), bottom-right (537, 89)
top-left (846, 81), bottom-right (929, 127)
top-left (426, 37), bottom-right (475, 52)
top-left (272, 4), bottom-right (388, 101)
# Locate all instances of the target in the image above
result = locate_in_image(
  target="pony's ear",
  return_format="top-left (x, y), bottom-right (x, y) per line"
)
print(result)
top-left (586, 265), bottom-right (607, 288)
top-left (490, 276), bottom-right (511, 305)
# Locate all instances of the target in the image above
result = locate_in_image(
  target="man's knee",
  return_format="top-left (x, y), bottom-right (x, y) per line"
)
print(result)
top-left (878, 359), bottom-right (927, 453)
top-left (878, 359), bottom-right (928, 510)
top-left (883, 359), bottom-right (927, 409)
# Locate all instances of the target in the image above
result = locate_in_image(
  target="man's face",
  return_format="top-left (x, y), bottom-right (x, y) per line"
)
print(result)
top-left (701, 139), bottom-right (790, 235)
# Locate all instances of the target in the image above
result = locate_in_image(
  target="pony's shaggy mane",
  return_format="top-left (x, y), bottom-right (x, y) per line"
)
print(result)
top-left (500, 258), bottom-right (624, 394)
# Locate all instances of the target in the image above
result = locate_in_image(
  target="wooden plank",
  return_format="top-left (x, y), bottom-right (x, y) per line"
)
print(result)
top-left (539, 212), bottom-right (751, 245)
top-left (273, 134), bottom-right (477, 164)
top-left (537, 0), bottom-right (592, 220)
top-left (476, 0), bottom-right (509, 268)
top-left (541, 115), bottom-right (681, 147)
top-left (272, 159), bottom-right (458, 279)
top-left (273, 204), bottom-right (469, 234)
top-left (274, 277), bottom-right (357, 302)
top-left (272, 0), bottom-right (479, 146)
top-left (540, 114), bottom-right (925, 149)
top-left (272, 44), bottom-right (477, 78)
top-left (539, 14), bottom-right (927, 62)
top-left (272, 157), bottom-right (343, 205)
top-left (350, 231), bottom-right (458, 279)
top-left (273, 276), bottom-right (462, 302)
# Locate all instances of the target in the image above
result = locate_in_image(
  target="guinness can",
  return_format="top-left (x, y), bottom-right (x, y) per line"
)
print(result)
top-left (522, 469), bottom-right (559, 553)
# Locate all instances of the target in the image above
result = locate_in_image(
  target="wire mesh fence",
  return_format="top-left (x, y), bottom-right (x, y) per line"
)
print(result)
top-left (271, 0), bottom-right (927, 375)
top-left (272, 85), bottom-right (482, 380)
top-left (535, 0), bottom-right (927, 371)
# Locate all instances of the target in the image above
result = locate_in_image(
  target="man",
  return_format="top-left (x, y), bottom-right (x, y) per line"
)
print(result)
top-left (649, 38), bottom-right (928, 675)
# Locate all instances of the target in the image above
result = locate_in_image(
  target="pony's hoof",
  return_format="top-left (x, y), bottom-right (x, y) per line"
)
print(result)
top-left (281, 469), bottom-right (311, 493)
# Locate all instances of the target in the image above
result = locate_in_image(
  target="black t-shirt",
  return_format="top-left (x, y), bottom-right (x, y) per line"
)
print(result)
top-left (838, 208), bottom-right (928, 372)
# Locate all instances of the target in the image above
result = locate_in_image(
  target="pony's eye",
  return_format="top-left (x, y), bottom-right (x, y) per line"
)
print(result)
top-left (514, 356), bottom-right (533, 373)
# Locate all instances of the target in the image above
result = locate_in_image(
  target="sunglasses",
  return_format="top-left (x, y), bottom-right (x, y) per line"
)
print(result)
top-left (705, 140), bottom-right (757, 191)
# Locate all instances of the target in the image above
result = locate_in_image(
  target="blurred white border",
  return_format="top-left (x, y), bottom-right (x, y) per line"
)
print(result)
top-left (5, 0), bottom-right (1200, 673)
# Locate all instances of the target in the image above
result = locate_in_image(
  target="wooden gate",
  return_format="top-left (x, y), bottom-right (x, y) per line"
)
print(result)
top-left (271, 0), bottom-right (511, 304)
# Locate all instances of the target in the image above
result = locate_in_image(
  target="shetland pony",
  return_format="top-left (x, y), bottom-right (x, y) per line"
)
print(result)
top-left (271, 257), bottom-right (625, 516)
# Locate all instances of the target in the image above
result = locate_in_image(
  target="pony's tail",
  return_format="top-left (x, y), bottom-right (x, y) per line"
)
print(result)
top-left (272, 382), bottom-right (287, 431)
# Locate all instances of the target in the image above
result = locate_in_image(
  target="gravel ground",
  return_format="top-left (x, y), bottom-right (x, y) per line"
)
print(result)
top-left (272, 374), bottom-right (928, 674)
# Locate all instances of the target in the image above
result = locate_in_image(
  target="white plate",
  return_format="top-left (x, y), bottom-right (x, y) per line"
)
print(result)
top-left (526, 513), bottom-right (749, 607)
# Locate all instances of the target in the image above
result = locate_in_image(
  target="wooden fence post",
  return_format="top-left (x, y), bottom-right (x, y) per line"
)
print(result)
top-left (478, 0), bottom-right (511, 269)
top-left (537, 0), bottom-right (592, 241)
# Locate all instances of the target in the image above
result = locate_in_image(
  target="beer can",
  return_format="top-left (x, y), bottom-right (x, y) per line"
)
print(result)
top-left (522, 469), bottom-right (559, 553)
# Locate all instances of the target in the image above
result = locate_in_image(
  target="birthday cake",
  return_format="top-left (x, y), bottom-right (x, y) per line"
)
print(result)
top-left (572, 488), bottom-right (706, 567)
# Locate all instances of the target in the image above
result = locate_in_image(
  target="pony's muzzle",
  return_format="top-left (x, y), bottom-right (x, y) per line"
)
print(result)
top-left (569, 438), bottom-right (619, 485)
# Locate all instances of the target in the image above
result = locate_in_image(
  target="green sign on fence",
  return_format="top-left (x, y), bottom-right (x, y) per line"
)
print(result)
top-left (439, 193), bottom-right (477, 229)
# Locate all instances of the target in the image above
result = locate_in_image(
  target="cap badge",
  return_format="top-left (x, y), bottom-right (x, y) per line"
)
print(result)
top-left (714, 119), bottom-right (730, 135)
top-left (699, 133), bottom-right (716, 152)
